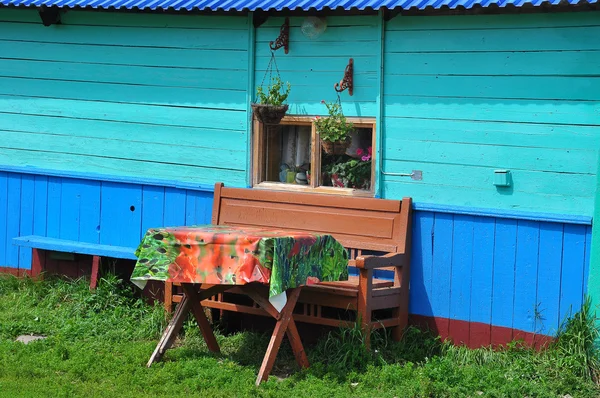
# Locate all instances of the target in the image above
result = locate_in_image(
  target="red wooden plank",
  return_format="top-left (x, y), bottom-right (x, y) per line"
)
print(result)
top-left (491, 325), bottom-right (513, 348)
top-left (469, 322), bottom-right (491, 348)
top-left (449, 319), bottom-right (470, 346)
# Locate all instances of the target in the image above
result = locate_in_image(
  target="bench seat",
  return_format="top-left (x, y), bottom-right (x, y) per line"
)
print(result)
top-left (13, 235), bottom-right (137, 288)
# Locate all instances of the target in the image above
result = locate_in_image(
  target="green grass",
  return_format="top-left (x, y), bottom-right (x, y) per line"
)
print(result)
top-left (0, 274), bottom-right (599, 398)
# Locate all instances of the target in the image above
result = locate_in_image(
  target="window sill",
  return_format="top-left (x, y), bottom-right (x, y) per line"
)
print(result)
top-left (253, 182), bottom-right (375, 198)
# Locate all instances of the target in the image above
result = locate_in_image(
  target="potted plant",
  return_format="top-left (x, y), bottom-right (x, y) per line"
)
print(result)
top-left (326, 147), bottom-right (372, 189)
top-left (314, 100), bottom-right (353, 155)
top-left (252, 76), bottom-right (291, 125)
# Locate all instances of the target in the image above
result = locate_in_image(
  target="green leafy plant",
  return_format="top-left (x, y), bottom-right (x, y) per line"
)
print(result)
top-left (314, 100), bottom-right (353, 142)
top-left (326, 146), bottom-right (372, 189)
top-left (256, 76), bottom-right (291, 106)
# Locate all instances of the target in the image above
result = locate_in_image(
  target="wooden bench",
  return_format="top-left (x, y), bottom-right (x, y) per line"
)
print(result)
top-left (165, 182), bottom-right (412, 344)
top-left (13, 236), bottom-right (137, 289)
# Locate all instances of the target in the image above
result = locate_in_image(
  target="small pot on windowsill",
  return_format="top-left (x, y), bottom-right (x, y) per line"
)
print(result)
top-left (251, 103), bottom-right (289, 125)
top-left (321, 137), bottom-right (352, 155)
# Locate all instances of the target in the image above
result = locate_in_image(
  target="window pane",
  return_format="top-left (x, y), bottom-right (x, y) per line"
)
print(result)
top-left (262, 124), bottom-right (311, 185)
top-left (320, 127), bottom-right (373, 190)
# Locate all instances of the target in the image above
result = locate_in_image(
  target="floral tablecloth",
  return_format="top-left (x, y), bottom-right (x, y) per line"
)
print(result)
top-left (130, 225), bottom-right (349, 309)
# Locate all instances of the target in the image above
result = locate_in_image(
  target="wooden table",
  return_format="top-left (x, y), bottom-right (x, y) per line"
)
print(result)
top-left (131, 224), bottom-right (349, 384)
top-left (147, 282), bottom-right (307, 385)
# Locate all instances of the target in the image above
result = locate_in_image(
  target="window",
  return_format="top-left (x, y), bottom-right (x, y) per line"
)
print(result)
top-left (252, 116), bottom-right (376, 196)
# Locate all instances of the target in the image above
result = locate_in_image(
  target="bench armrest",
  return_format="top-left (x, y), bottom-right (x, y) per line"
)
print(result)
top-left (355, 252), bottom-right (408, 269)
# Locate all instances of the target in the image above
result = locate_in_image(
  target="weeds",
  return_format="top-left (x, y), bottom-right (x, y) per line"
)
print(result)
top-left (0, 273), bottom-right (599, 398)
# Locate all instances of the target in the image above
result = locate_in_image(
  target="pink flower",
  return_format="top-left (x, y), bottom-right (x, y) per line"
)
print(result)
top-left (356, 148), bottom-right (364, 156)
top-left (362, 155), bottom-right (370, 162)
top-left (320, 100), bottom-right (325, 104)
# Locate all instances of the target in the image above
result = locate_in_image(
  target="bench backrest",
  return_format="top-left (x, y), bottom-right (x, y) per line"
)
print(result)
top-left (211, 183), bottom-right (412, 260)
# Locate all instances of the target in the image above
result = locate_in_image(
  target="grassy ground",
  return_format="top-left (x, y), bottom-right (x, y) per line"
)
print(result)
top-left (0, 274), bottom-right (598, 398)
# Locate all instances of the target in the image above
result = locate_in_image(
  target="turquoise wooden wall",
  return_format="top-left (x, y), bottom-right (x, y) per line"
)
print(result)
top-left (382, 13), bottom-right (600, 216)
top-left (0, 9), bottom-right (249, 188)
top-left (255, 16), bottom-right (380, 118)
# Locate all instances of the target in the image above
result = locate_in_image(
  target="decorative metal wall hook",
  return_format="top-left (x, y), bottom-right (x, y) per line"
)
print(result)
top-left (269, 17), bottom-right (289, 54)
top-left (334, 58), bottom-right (353, 96)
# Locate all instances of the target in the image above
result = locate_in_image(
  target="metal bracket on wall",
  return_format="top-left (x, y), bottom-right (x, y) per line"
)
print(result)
top-left (269, 17), bottom-right (289, 54)
top-left (381, 170), bottom-right (423, 181)
top-left (37, 6), bottom-right (61, 27)
top-left (334, 58), bottom-right (353, 96)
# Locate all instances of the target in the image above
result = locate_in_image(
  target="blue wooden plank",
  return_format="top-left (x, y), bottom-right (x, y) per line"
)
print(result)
top-left (59, 179), bottom-right (81, 241)
top-left (470, 217), bottom-right (495, 325)
top-left (450, 215), bottom-right (474, 322)
top-left (185, 192), bottom-right (197, 227)
top-left (431, 213), bottom-right (453, 320)
top-left (78, 180), bottom-right (102, 244)
top-left (163, 187), bottom-right (186, 227)
top-left (409, 211), bottom-right (434, 317)
top-left (536, 223), bottom-right (563, 336)
top-left (185, 190), bottom-right (213, 226)
top-left (33, 175), bottom-right (48, 237)
top-left (141, 185), bottom-right (165, 235)
top-left (513, 220), bottom-right (540, 334)
top-left (583, 225), bottom-right (592, 296)
top-left (560, 224), bottom-right (587, 323)
top-left (99, 182), bottom-right (143, 247)
top-left (18, 174), bottom-right (35, 269)
top-left (0, 172), bottom-right (8, 266)
top-left (6, 174), bottom-right (21, 267)
top-left (491, 218), bottom-right (518, 330)
top-left (46, 176), bottom-right (62, 239)
top-left (13, 235), bottom-right (137, 260)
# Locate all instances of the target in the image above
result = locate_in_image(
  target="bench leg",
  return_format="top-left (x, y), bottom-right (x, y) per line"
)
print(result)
top-left (147, 293), bottom-right (191, 367)
top-left (89, 255), bottom-right (100, 290)
top-left (256, 288), bottom-right (302, 386)
top-left (358, 268), bottom-right (373, 348)
top-left (31, 249), bottom-right (45, 278)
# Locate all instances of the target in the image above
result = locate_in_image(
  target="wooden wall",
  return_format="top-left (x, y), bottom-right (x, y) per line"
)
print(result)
top-left (255, 16), bottom-right (380, 117)
top-left (382, 12), bottom-right (600, 216)
top-left (0, 171), bottom-right (213, 269)
top-left (0, 9), bottom-right (249, 187)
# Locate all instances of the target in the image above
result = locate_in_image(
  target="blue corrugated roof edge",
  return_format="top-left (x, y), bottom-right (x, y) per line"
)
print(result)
top-left (0, 0), bottom-right (597, 11)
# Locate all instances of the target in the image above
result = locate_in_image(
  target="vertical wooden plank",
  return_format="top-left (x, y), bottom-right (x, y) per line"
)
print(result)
top-left (491, 218), bottom-right (517, 346)
top-left (185, 192), bottom-right (196, 226)
top-left (79, 180), bottom-right (102, 244)
top-left (449, 214), bottom-right (474, 346)
top-left (469, 217), bottom-right (495, 348)
top-left (513, 220), bottom-right (540, 345)
top-left (536, 223), bottom-right (563, 337)
top-left (408, 211), bottom-right (434, 317)
top-left (583, 225), bottom-right (592, 297)
top-left (163, 187), bottom-right (186, 227)
top-left (18, 175), bottom-right (35, 270)
top-left (0, 172), bottom-right (8, 266)
top-left (560, 224), bottom-right (587, 325)
top-left (100, 182), bottom-right (143, 247)
top-left (33, 175), bottom-right (48, 238)
top-left (6, 174), bottom-right (21, 268)
top-left (59, 179), bottom-right (81, 241)
top-left (141, 185), bottom-right (165, 234)
top-left (431, 212), bottom-right (453, 341)
top-left (46, 177), bottom-right (62, 239)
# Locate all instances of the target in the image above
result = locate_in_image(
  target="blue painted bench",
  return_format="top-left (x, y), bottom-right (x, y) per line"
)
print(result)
top-left (13, 235), bottom-right (137, 288)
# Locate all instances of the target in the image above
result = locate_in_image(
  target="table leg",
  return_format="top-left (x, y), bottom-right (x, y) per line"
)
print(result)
top-left (181, 283), bottom-right (221, 353)
top-left (147, 293), bottom-right (191, 367)
top-left (255, 287), bottom-right (303, 386)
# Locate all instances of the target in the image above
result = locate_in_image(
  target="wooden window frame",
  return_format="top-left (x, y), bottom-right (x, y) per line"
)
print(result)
top-left (252, 115), bottom-right (377, 197)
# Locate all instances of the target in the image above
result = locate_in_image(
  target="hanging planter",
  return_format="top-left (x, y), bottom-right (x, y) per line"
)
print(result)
top-left (314, 100), bottom-right (353, 155)
top-left (251, 103), bottom-right (289, 125)
top-left (252, 51), bottom-right (291, 126)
